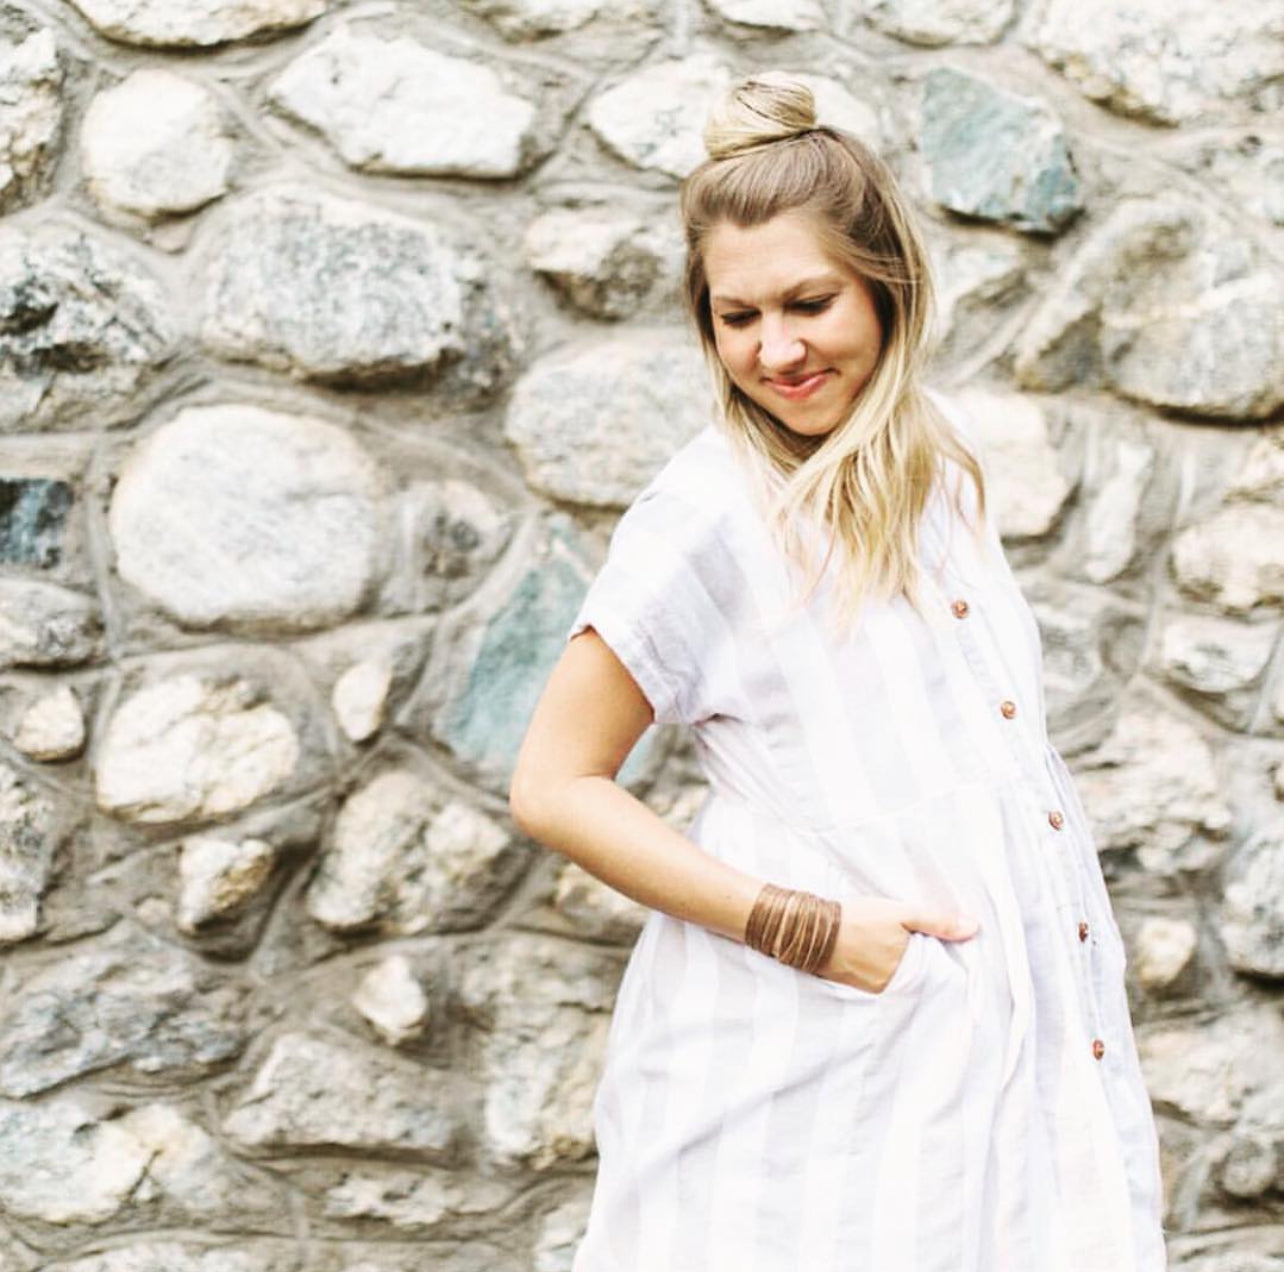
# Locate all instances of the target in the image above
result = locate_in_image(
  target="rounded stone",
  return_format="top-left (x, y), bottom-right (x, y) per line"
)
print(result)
top-left (81, 69), bottom-right (232, 219)
top-left (109, 403), bottom-right (385, 633)
top-left (65, 0), bottom-right (325, 48)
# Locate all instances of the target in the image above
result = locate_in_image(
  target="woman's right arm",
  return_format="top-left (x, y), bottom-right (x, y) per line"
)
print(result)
top-left (508, 626), bottom-right (765, 945)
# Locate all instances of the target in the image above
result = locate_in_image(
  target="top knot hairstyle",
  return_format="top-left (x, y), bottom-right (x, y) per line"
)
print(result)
top-left (679, 72), bottom-right (988, 639)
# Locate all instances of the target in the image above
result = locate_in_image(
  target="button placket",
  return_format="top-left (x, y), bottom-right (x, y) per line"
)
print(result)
top-left (938, 560), bottom-right (1108, 1060)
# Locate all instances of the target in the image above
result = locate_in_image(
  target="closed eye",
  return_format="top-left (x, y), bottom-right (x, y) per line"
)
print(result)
top-left (717, 296), bottom-right (835, 327)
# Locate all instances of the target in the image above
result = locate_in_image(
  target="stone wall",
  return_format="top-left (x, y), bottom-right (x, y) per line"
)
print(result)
top-left (0, 0), bottom-right (1281, 1268)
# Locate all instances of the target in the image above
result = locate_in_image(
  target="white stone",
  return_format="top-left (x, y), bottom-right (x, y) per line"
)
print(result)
top-left (0, 581), bottom-right (102, 669)
top-left (65, 0), bottom-right (325, 48)
top-left (1133, 915), bottom-right (1197, 992)
top-left (1158, 615), bottom-right (1277, 697)
top-left (1080, 437), bottom-right (1153, 583)
top-left (269, 25), bottom-right (536, 178)
top-left (706, 0), bottom-right (825, 32)
top-left (352, 955), bottom-right (430, 1046)
top-left (306, 771), bottom-right (515, 935)
top-left (948, 386), bottom-right (1072, 538)
top-left (321, 1165), bottom-right (510, 1228)
top-left (534, 1195), bottom-right (592, 1272)
top-left (1220, 829), bottom-right (1284, 979)
top-left (1029, 0), bottom-right (1284, 126)
top-left (588, 55), bottom-right (732, 178)
top-left (456, 0), bottom-right (633, 39)
top-left (785, 72), bottom-right (883, 144)
top-left (868, 0), bottom-right (1012, 45)
top-left (553, 860), bottom-right (648, 942)
top-left (1172, 504), bottom-right (1284, 615)
top-left (0, 29), bottom-right (62, 213)
top-left (1228, 430), bottom-right (1284, 506)
top-left (176, 835), bottom-right (275, 932)
top-left (109, 403), bottom-right (385, 633)
top-left (1073, 704), bottom-right (1232, 871)
top-left (504, 329), bottom-right (714, 508)
top-left (332, 658), bottom-right (392, 742)
top-left (81, 69), bottom-right (232, 219)
top-left (12, 684), bottom-right (85, 761)
top-left (95, 675), bottom-right (299, 824)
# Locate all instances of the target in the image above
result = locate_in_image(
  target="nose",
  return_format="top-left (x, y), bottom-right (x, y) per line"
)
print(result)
top-left (758, 314), bottom-right (806, 375)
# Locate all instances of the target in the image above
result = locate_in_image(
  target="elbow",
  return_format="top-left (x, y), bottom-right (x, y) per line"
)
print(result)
top-left (508, 767), bottom-right (549, 841)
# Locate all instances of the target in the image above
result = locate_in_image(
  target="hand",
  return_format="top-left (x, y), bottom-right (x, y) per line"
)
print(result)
top-left (815, 893), bottom-right (980, 994)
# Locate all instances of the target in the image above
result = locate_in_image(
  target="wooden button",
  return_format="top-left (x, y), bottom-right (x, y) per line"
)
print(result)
top-left (1092, 1038), bottom-right (1105, 1061)
top-left (1048, 810), bottom-right (1065, 830)
top-left (1078, 921), bottom-right (1089, 942)
top-left (999, 699), bottom-right (1017, 719)
top-left (951, 598), bottom-right (970, 619)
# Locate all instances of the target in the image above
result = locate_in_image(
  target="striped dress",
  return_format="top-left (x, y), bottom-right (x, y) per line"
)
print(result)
top-left (564, 386), bottom-right (1168, 1272)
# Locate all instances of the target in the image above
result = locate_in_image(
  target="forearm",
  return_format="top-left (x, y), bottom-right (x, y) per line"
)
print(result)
top-left (512, 775), bottom-right (763, 944)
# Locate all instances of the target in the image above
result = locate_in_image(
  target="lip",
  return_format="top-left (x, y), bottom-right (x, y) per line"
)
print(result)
top-left (765, 371), bottom-right (831, 401)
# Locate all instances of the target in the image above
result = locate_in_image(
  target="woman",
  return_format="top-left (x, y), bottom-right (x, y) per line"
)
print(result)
top-left (509, 72), bottom-right (1167, 1272)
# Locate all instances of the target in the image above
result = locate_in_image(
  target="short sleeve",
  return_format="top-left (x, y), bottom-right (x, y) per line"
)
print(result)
top-left (567, 482), bottom-right (728, 727)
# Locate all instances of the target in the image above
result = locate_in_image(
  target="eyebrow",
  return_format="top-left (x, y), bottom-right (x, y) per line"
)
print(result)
top-left (710, 274), bottom-right (844, 308)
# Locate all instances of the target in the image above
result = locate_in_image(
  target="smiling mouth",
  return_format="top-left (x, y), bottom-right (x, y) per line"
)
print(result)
top-left (766, 371), bottom-right (830, 398)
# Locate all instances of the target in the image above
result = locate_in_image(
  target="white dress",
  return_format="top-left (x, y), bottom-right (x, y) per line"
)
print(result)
top-left (564, 386), bottom-right (1168, 1272)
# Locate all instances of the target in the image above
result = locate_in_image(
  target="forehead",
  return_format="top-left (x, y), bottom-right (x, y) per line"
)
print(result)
top-left (705, 213), bottom-right (845, 306)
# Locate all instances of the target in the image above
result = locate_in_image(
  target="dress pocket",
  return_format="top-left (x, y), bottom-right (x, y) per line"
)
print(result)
top-left (816, 928), bottom-right (934, 1002)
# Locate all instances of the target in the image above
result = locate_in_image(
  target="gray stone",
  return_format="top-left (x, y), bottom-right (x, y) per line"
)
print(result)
top-left (1073, 703), bottom-right (1232, 872)
top-left (458, 934), bottom-right (620, 1169)
top-left (932, 237), bottom-right (1027, 366)
top-left (1014, 198), bottom-right (1284, 420)
top-left (0, 579), bottom-right (102, 668)
top-left (948, 386), bottom-right (1073, 539)
top-left (0, 224), bottom-right (176, 430)
top-left (1077, 436), bottom-right (1156, 584)
top-left (456, 0), bottom-right (641, 39)
top-left (552, 859), bottom-right (648, 943)
top-left (109, 403), bottom-right (386, 633)
top-left (0, 760), bottom-right (57, 944)
top-left (200, 188), bottom-right (480, 387)
top-left (222, 1030), bottom-right (462, 1158)
top-left (12, 683), bottom-right (86, 760)
top-left (1139, 1003), bottom-right (1284, 1125)
top-left (66, 0), bottom-right (325, 48)
top-left (504, 329), bottom-right (713, 508)
top-left (0, 924), bottom-right (248, 1096)
top-left (1173, 134), bottom-right (1284, 230)
top-left (1219, 1129), bottom-right (1278, 1200)
top-left (176, 834), bottom-right (275, 933)
top-left (95, 674), bottom-right (300, 825)
top-left (82, 69), bottom-right (233, 219)
top-left (0, 27), bottom-right (61, 213)
top-left (534, 1195), bottom-right (592, 1272)
top-left (391, 477), bottom-right (513, 613)
top-left (706, 0), bottom-right (825, 32)
top-left (306, 769), bottom-right (524, 935)
top-left (315, 1164), bottom-right (510, 1231)
top-left (920, 67), bottom-right (1082, 235)
top-left (1220, 827), bottom-right (1284, 980)
top-left (270, 25), bottom-right (536, 179)
top-left (58, 1245), bottom-right (287, 1272)
top-left (0, 475), bottom-right (72, 567)
top-left (1157, 615), bottom-right (1277, 728)
top-left (1028, 0), bottom-right (1284, 126)
top-left (588, 55), bottom-right (732, 178)
top-left (1172, 504), bottom-right (1284, 615)
top-left (523, 206), bottom-right (683, 320)
top-left (868, 0), bottom-right (1012, 45)
top-left (1134, 916), bottom-right (1198, 994)
top-left (352, 954), bottom-right (430, 1046)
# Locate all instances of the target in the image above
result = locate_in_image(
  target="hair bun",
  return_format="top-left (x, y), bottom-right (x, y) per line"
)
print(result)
top-left (704, 72), bottom-right (819, 162)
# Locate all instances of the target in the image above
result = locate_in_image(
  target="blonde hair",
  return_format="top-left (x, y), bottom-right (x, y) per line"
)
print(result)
top-left (679, 71), bottom-right (988, 641)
